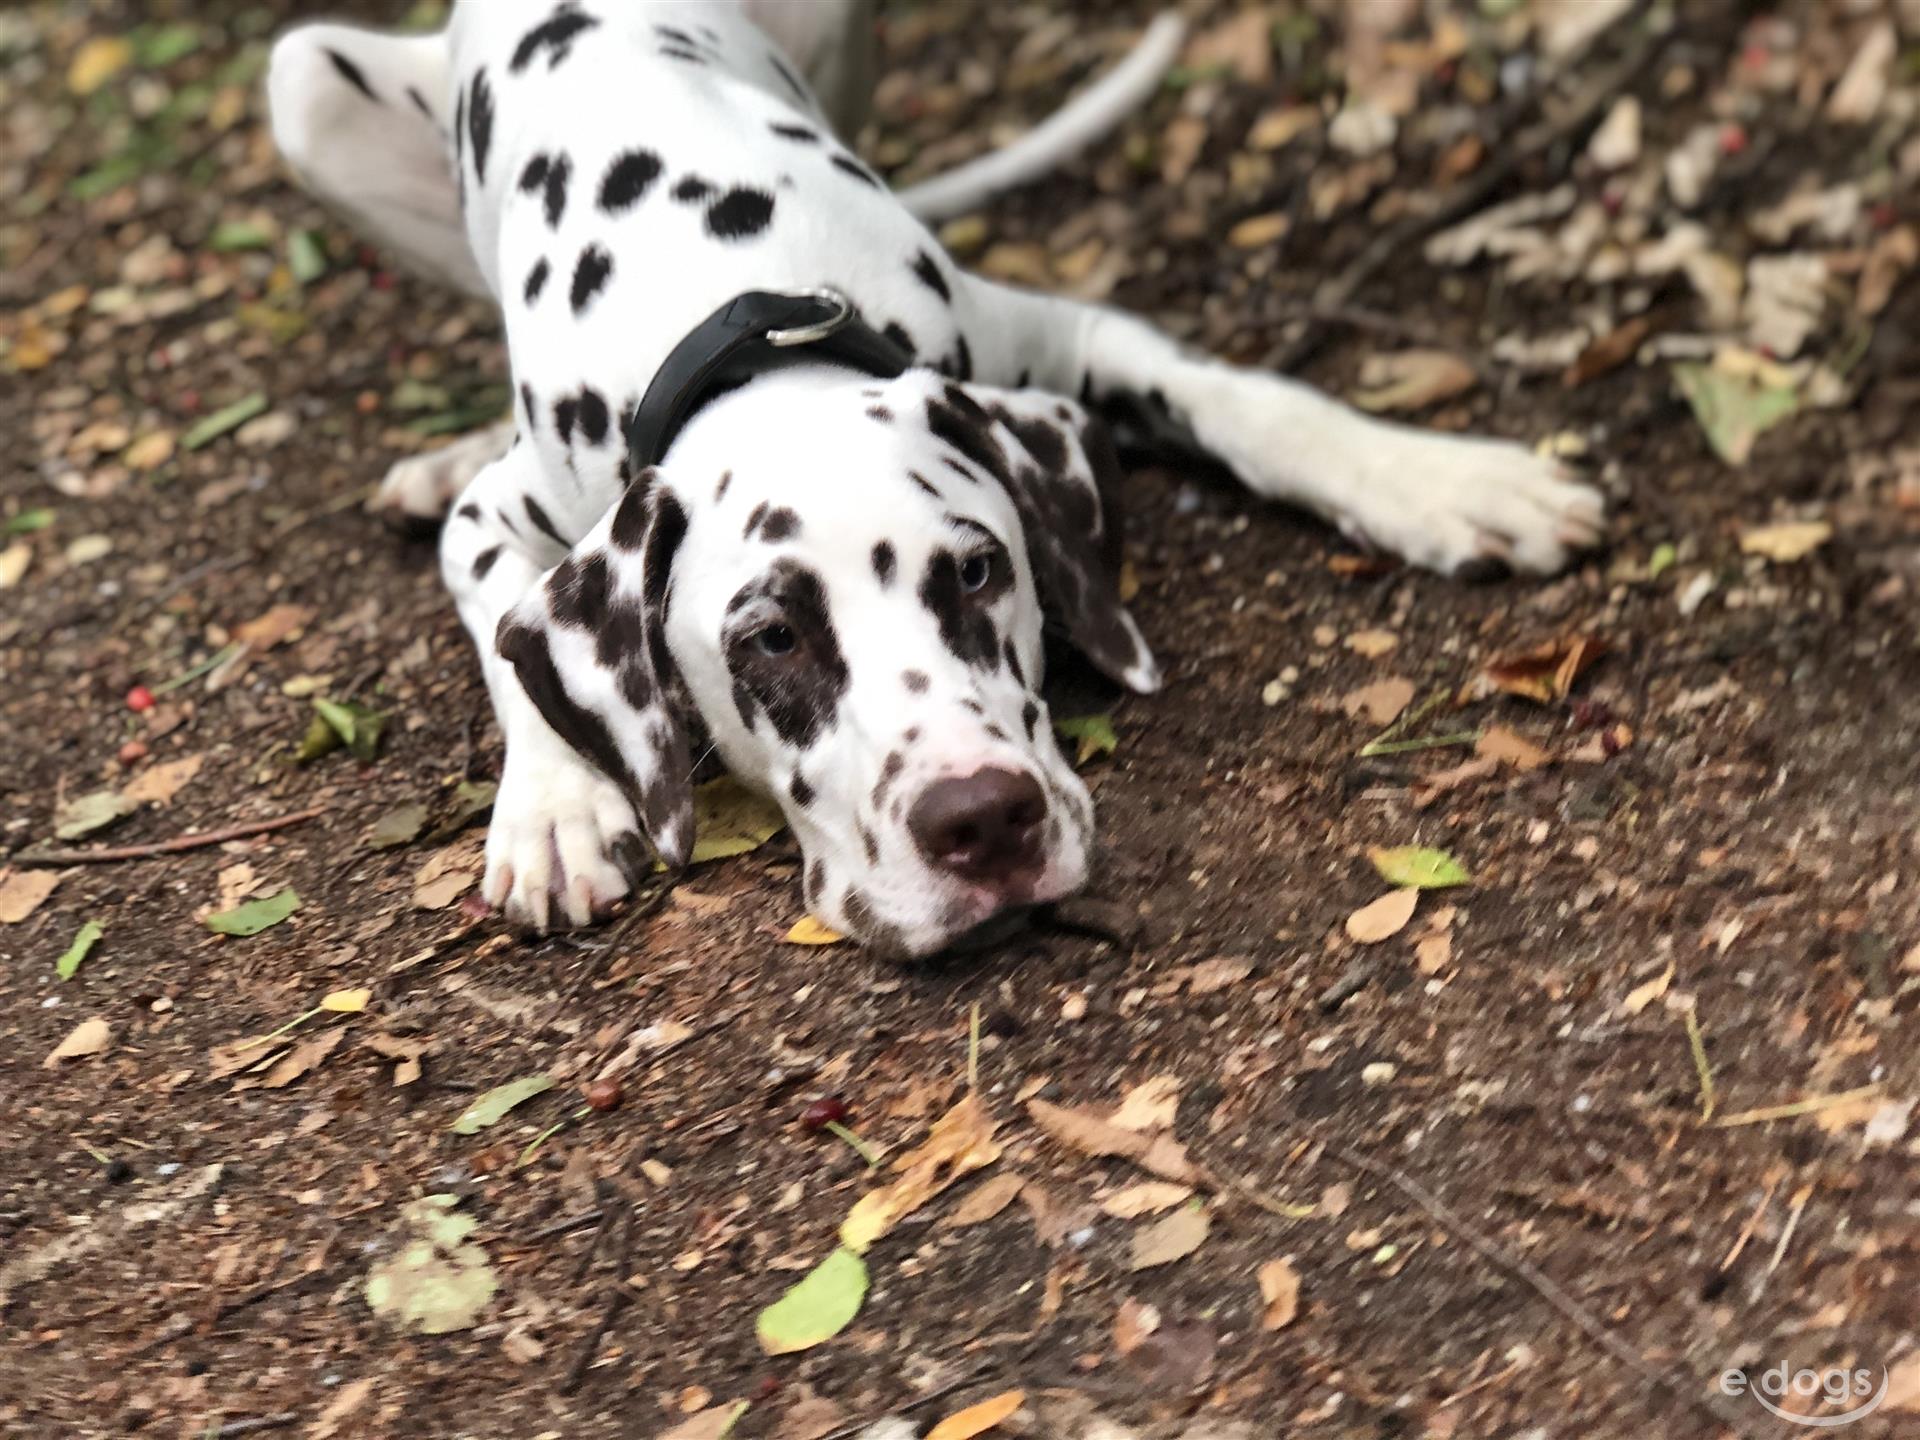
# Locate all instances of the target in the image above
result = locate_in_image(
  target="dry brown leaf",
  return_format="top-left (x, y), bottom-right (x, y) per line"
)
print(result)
top-left (1257, 1258), bottom-right (1301, 1330)
top-left (1227, 212), bottom-right (1290, 249)
top-left (310, 1377), bottom-right (375, 1440)
top-left (1099, 1181), bottom-right (1195, 1219)
top-left (1886, 1351), bottom-right (1920, 1412)
top-left (1739, 520), bottom-right (1832, 563)
top-left (413, 839), bottom-right (484, 910)
top-left (1345, 628), bottom-right (1400, 659)
top-left (1352, 350), bottom-right (1478, 413)
top-left (771, 1389), bottom-right (846, 1440)
top-left (1185, 956), bottom-right (1252, 994)
top-left (1345, 888), bottom-right (1418, 944)
top-left (1341, 677), bottom-right (1416, 726)
top-left (1562, 315), bottom-right (1653, 388)
top-left (659, 1404), bottom-right (749, 1440)
top-left (1858, 225), bottom-right (1917, 316)
top-left (1619, 962), bottom-right (1674, 1017)
top-left (44, 1016), bottom-right (111, 1067)
top-left (1414, 932), bottom-right (1454, 975)
top-left (1476, 725), bottom-right (1550, 772)
top-left (1186, 8), bottom-right (1272, 83)
top-left (1110, 1075), bottom-right (1181, 1133)
top-left (925, 1390), bottom-right (1026, 1440)
top-left (1411, 755), bottom-right (1501, 808)
top-left (240, 1026), bottom-right (346, 1091)
top-left (1112, 1297), bottom-right (1160, 1356)
top-left (234, 602), bottom-right (315, 650)
top-left (1247, 105), bottom-right (1318, 151)
top-left (840, 1094), bottom-right (1002, 1251)
top-left (944, 1171), bottom-right (1025, 1228)
top-left (1160, 114), bottom-right (1208, 185)
top-left (1480, 636), bottom-right (1606, 704)
top-left (1026, 1098), bottom-right (1198, 1184)
top-left (0, 869), bottom-right (61, 925)
top-left (123, 753), bottom-right (204, 806)
top-left (1128, 1204), bottom-right (1210, 1270)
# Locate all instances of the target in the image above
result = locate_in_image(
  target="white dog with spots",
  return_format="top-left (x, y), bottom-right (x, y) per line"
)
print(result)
top-left (268, 2), bottom-right (1604, 958)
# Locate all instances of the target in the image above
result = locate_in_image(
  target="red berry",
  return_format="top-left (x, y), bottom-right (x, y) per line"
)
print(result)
top-left (751, 1374), bottom-right (783, 1402)
top-left (372, 270), bottom-right (396, 291)
top-left (1870, 202), bottom-right (1899, 231)
top-left (125, 685), bottom-right (155, 713)
top-left (1718, 124), bottom-right (1748, 156)
top-left (800, 1097), bottom-right (849, 1131)
top-left (583, 1078), bottom-right (622, 1112)
top-left (118, 739), bottom-right (148, 766)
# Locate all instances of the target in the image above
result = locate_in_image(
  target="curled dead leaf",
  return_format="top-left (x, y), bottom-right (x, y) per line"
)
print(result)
top-left (1345, 888), bottom-right (1418, 944)
top-left (1258, 1257), bottom-right (1301, 1330)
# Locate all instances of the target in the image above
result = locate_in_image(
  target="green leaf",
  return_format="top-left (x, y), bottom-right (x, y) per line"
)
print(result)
top-left (206, 887), bottom-right (301, 936)
top-left (1672, 363), bottom-right (1800, 467)
top-left (688, 775), bottom-right (786, 865)
top-left (451, 1074), bottom-right (555, 1135)
top-left (389, 378), bottom-right (453, 413)
top-left (57, 921), bottom-right (104, 980)
top-left (365, 1194), bottom-right (498, 1335)
top-left (367, 801), bottom-right (429, 851)
top-left (294, 711), bottom-right (342, 764)
top-left (425, 779), bottom-right (497, 842)
top-left (284, 228), bottom-right (327, 283)
top-left (207, 219), bottom-right (274, 252)
top-left (1368, 846), bottom-right (1471, 890)
top-left (55, 789), bottom-right (134, 841)
top-left (132, 23), bottom-right (201, 67)
top-left (313, 698), bottom-right (385, 762)
top-left (756, 1246), bottom-right (869, 1356)
top-left (1054, 714), bottom-right (1118, 766)
top-left (181, 393), bottom-right (269, 451)
top-left (1646, 542), bottom-right (1677, 581)
top-left (5, 508), bottom-right (54, 535)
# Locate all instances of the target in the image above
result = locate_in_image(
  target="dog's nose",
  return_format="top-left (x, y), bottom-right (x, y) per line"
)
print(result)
top-left (907, 768), bottom-right (1047, 885)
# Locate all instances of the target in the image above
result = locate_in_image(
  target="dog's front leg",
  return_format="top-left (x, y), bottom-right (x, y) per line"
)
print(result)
top-left (964, 281), bottom-right (1604, 576)
top-left (441, 448), bottom-right (648, 931)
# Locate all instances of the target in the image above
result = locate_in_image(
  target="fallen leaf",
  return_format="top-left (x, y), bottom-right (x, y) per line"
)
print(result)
top-left (123, 431), bottom-right (175, 471)
top-left (786, 915), bottom-right (846, 946)
top-left (757, 1246), bottom-right (868, 1355)
top-left (1368, 846), bottom-right (1471, 890)
top-left (690, 774), bottom-right (786, 863)
top-left (1886, 1350), bottom-right (1920, 1412)
top-left (1352, 350), bottom-right (1478, 413)
top-left (660, 1403), bottom-right (751, 1440)
top-left (841, 1094), bottom-right (1002, 1252)
top-left (451, 1073), bottom-right (554, 1134)
top-left (365, 1194), bottom-right (497, 1335)
top-left (248, 1026), bottom-right (346, 1091)
top-left (944, 1171), bottom-right (1026, 1227)
top-left (1129, 1203), bottom-right (1210, 1270)
top-left (205, 887), bottom-right (300, 937)
top-left (309, 1376), bottom-right (374, 1440)
top-left (181, 393), bottom-right (269, 451)
top-left (1673, 361), bottom-right (1799, 466)
top-left (311, 698), bottom-right (385, 763)
top-left (1185, 956), bottom-right (1252, 994)
top-left (1099, 1182), bottom-right (1195, 1219)
top-left (54, 789), bottom-right (134, 841)
top-left (1562, 315), bottom-right (1653, 388)
top-left (1476, 725), bottom-right (1550, 771)
top-left (1110, 1076), bottom-right (1182, 1133)
top-left (1619, 963), bottom-right (1674, 1017)
top-left (1345, 628), bottom-right (1399, 658)
top-left (1414, 932), bottom-right (1453, 975)
top-left (926, 1390), bottom-right (1027, 1440)
top-left (56, 920), bottom-right (104, 980)
top-left (321, 987), bottom-right (371, 1013)
top-left (1054, 714), bottom-right (1118, 766)
top-left (1026, 1098), bottom-right (1197, 1184)
top-left (1346, 888), bottom-right (1419, 943)
top-left (1341, 678), bottom-right (1416, 726)
top-left (425, 779), bottom-right (497, 841)
top-left (69, 35), bottom-right (132, 95)
top-left (1739, 520), bottom-right (1832, 563)
top-left (0, 542), bottom-right (30, 589)
top-left (1228, 212), bottom-right (1290, 249)
top-left (1247, 104), bottom-right (1318, 150)
top-left (1480, 635), bottom-right (1606, 704)
top-left (1258, 1258), bottom-right (1301, 1330)
top-left (122, 753), bottom-right (203, 805)
top-left (44, 1016), bottom-right (111, 1067)
top-left (368, 802), bottom-right (429, 851)
top-left (412, 839), bottom-right (483, 910)
top-left (0, 869), bottom-right (61, 924)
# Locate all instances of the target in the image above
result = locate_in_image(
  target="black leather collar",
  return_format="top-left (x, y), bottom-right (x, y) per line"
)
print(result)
top-left (624, 289), bottom-right (914, 470)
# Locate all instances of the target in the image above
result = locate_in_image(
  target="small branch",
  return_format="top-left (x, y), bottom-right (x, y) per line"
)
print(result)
top-left (206, 1415), bottom-right (298, 1439)
top-left (560, 1203), bottom-right (634, 1395)
top-left (11, 808), bottom-right (326, 867)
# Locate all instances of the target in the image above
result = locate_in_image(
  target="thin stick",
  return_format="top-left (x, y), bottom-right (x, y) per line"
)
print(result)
top-left (1710, 1084), bottom-right (1883, 1129)
top-left (1761, 1185), bottom-right (1812, 1286)
top-left (1360, 730), bottom-right (1481, 758)
top-left (1682, 1005), bottom-right (1715, 1121)
top-left (967, 1002), bottom-right (982, 1093)
top-left (1720, 1176), bottom-right (1780, 1272)
top-left (205, 1416), bottom-right (298, 1439)
top-left (561, 1205), bottom-right (634, 1395)
top-left (11, 808), bottom-right (326, 867)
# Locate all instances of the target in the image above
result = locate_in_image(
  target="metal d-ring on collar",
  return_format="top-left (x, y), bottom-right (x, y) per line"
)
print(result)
top-left (623, 287), bottom-right (913, 470)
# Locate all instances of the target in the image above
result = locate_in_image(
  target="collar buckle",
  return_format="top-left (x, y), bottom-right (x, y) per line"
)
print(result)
top-left (765, 288), bottom-right (854, 348)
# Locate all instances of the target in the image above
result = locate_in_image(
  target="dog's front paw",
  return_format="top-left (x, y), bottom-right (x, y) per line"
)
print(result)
top-left (371, 421), bottom-right (513, 522)
top-left (483, 748), bottom-right (647, 932)
top-left (1341, 431), bottom-right (1606, 576)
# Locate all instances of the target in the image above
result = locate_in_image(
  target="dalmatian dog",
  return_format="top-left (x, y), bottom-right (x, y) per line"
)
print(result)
top-left (268, 3), bottom-right (1605, 958)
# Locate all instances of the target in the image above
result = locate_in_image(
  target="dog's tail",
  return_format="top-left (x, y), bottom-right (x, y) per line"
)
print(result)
top-left (896, 14), bottom-right (1186, 223)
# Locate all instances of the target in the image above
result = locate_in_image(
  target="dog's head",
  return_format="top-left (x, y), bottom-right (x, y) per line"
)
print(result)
top-left (497, 367), bottom-right (1158, 958)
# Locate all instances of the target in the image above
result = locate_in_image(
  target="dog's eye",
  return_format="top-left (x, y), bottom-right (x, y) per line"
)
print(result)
top-left (959, 552), bottom-right (995, 594)
top-left (754, 623), bottom-right (797, 657)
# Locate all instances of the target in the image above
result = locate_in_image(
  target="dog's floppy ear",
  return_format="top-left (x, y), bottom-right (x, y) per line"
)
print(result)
top-left (495, 470), bottom-right (697, 866)
top-left (929, 382), bottom-right (1160, 693)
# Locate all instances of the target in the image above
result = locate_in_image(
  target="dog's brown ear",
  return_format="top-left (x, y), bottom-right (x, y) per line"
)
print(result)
top-left (932, 382), bottom-right (1160, 693)
top-left (495, 470), bottom-right (697, 866)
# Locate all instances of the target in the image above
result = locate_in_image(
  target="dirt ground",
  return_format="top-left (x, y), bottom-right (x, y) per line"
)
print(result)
top-left (4, 2), bottom-right (1919, 1437)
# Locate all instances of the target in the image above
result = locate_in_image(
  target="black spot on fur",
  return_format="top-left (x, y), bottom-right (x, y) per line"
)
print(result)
top-left (539, 154), bottom-right (571, 227)
top-left (789, 774), bottom-right (816, 808)
top-left (907, 471), bottom-right (942, 500)
top-left (547, 551), bottom-right (612, 631)
top-left (770, 122), bottom-right (820, 143)
top-left (872, 750), bottom-right (905, 807)
top-left (861, 826), bottom-right (880, 865)
top-left (1021, 700), bottom-right (1040, 738)
top-left (510, 7), bottom-right (600, 73)
top-left (524, 258), bottom-right (550, 304)
top-left (472, 545), bottom-right (502, 580)
top-left (919, 550), bottom-right (1001, 669)
top-left (672, 176), bottom-right (714, 204)
top-left (609, 472), bottom-right (658, 550)
top-left (457, 501), bottom-right (483, 523)
top-left (654, 23), bottom-right (697, 45)
top-left (524, 494), bottom-right (568, 547)
top-left (714, 470), bottom-right (733, 502)
top-left (910, 250), bottom-right (952, 304)
top-left (407, 85), bottom-right (432, 119)
top-left (806, 860), bottom-right (826, 906)
top-left (659, 46), bottom-right (706, 64)
top-left (942, 456), bottom-right (978, 484)
top-left (902, 671), bottom-right (929, 694)
top-left (951, 335), bottom-right (974, 381)
top-left (600, 150), bottom-right (663, 214)
top-left (724, 562), bottom-right (849, 749)
top-left (872, 541), bottom-right (895, 585)
top-left (496, 620), bottom-right (634, 798)
top-left (927, 385), bottom-right (1010, 485)
top-left (742, 501), bottom-right (770, 540)
top-left (881, 322), bottom-right (916, 360)
top-left (520, 382), bottom-right (537, 429)
top-left (552, 397), bottom-right (577, 446)
top-left (867, 406), bottom-right (893, 423)
top-left (576, 388), bottom-right (610, 446)
top-left (706, 188), bottom-right (775, 240)
top-left (326, 49), bottom-right (378, 102)
top-left (1005, 640), bottom-right (1027, 686)
top-left (831, 154), bottom-right (882, 189)
top-left (760, 507), bottom-right (800, 543)
top-left (466, 69), bottom-right (494, 184)
top-left (518, 154), bottom-right (549, 194)
top-left (767, 51), bottom-right (809, 105)
top-left (571, 244), bottom-right (612, 314)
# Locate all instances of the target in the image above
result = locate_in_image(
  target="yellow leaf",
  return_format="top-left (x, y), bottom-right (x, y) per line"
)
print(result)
top-left (1739, 519), bottom-right (1832, 563)
top-left (321, 987), bottom-right (371, 1013)
top-left (786, 916), bottom-right (845, 946)
top-left (926, 1390), bottom-right (1027, 1440)
top-left (688, 775), bottom-right (785, 864)
top-left (840, 1094), bottom-right (1000, 1253)
top-left (69, 36), bottom-right (132, 96)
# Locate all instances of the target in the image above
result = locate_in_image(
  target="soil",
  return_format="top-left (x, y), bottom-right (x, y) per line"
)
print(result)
top-left (3, 2), bottom-right (1917, 1439)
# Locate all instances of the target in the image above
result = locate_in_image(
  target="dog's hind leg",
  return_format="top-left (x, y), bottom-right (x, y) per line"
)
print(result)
top-left (961, 279), bottom-right (1606, 578)
top-left (372, 419), bottom-right (515, 523)
top-left (267, 21), bottom-right (488, 300)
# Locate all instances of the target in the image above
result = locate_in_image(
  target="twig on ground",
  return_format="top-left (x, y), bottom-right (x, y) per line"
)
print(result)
top-left (1720, 1175), bottom-right (1781, 1271)
top-left (206, 1415), bottom-right (298, 1439)
top-left (1710, 1083), bottom-right (1883, 1128)
top-left (11, 807), bottom-right (326, 867)
top-left (529, 1209), bottom-right (603, 1243)
top-left (560, 1203), bottom-right (634, 1395)
top-left (1682, 1005), bottom-right (1715, 1120)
